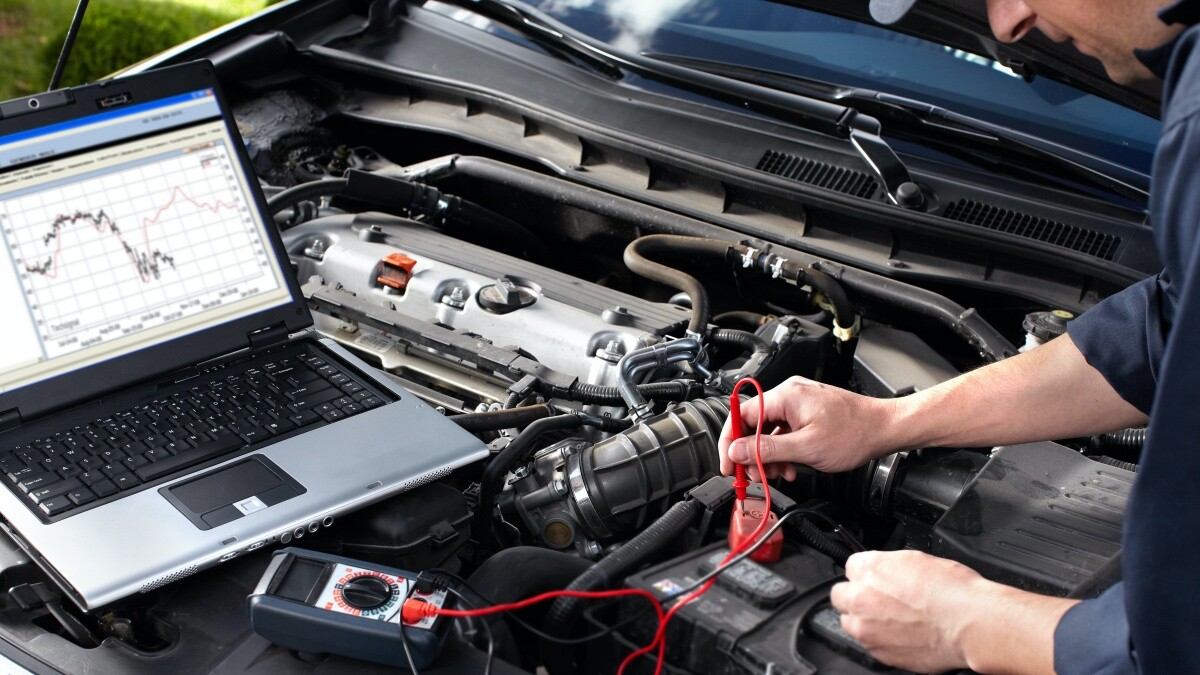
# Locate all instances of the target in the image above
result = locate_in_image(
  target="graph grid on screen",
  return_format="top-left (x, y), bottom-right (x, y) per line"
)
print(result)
top-left (1, 143), bottom-right (279, 360)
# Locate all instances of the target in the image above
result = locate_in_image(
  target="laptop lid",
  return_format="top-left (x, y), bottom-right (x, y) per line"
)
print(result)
top-left (0, 61), bottom-right (312, 428)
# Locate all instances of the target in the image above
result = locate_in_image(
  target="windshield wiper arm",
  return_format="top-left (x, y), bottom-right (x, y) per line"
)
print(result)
top-left (432, 0), bottom-right (925, 206)
top-left (646, 53), bottom-right (1149, 204)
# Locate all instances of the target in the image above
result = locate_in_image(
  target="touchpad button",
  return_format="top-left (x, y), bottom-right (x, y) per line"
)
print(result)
top-left (161, 456), bottom-right (306, 530)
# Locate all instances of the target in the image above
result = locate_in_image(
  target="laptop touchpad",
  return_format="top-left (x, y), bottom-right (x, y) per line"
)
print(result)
top-left (161, 457), bottom-right (307, 530)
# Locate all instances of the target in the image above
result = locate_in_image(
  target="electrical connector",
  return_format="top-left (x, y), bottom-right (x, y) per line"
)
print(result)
top-left (728, 497), bottom-right (784, 563)
top-left (402, 599), bottom-right (439, 624)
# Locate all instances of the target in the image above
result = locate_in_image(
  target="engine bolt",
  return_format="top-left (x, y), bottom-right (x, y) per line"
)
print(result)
top-left (551, 479), bottom-right (568, 496)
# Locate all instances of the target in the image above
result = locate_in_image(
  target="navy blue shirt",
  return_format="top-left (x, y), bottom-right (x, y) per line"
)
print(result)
top-left (1058, 4), bottom-right (1200, 672)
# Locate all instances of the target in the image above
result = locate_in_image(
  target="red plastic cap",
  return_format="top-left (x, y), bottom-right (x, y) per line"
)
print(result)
top-left (728, 498), bottom-right (783, 563)
top-left (377, 253), bottom-right (418, 290)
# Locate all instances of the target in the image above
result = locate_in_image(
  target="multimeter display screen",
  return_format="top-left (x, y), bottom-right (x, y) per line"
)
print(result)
top-left (276, 558), bottom-right (328, 603)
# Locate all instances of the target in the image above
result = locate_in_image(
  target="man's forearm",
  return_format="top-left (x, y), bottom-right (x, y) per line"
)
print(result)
top-left (957, 580), bottom-right (1078, 674)
top-left (881, 334), bottom-right (1146, 453)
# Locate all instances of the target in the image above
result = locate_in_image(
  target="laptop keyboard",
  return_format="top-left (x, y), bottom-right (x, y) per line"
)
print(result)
top-left (2, 347), bottom-right (387, 519)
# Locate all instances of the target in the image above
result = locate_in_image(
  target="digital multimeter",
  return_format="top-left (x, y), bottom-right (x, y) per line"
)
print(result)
top-left (248, 548), bottom-right (452, 669)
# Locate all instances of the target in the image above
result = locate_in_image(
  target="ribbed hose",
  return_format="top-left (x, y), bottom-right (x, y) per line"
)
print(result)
top-left (791, 516), bottom-right (852, 565)
top-left (450, 404), bottom-right (555, 433)
top-left (563, 381), bottom-right (699, 406)
top-left (544, 499), bottom-right (703, 639)
top-left (1092, 427), bottom-right (1147, 452)
top-left (623, 235), bottom-right (733, 336)
top-left (1093, 456), bottom-right (1139, 473)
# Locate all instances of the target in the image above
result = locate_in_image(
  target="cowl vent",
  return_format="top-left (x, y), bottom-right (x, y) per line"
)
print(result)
top-left (942, 199), bottom-right (1121, 261)
top-left (756, 150), bottom-right (878, 199)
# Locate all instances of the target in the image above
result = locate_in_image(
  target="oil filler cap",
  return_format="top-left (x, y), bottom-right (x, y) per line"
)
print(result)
top-left (477, 276), bottom-right (536, 314)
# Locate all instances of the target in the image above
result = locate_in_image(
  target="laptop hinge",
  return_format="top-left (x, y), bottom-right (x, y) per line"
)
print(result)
top-left (247, 322), bottom-right (290, 350)
top-left (0, 408), bottom-right (21, 434)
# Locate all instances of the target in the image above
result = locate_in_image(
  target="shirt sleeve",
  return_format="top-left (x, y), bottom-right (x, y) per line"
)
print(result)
top-left (1065, 272), bottom-right (1173, 414)
top-left (1054, 583), bottom-right (1137, 675)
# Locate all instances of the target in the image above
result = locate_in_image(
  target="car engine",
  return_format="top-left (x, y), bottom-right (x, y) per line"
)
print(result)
top-left (0, 5), bottom-right (1150, 671)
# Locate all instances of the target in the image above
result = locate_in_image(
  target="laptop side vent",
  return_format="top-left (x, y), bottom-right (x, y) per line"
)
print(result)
top-left (400, 466), bottom-right (453, 493)
top-left (141, 565), bottom-right (198, 593)
top-left (755, 150), bottom-right (879, 199)
top-left (942, 199), bottom-right (1121, 261)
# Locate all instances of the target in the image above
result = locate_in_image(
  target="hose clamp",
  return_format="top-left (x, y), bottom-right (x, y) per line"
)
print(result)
top-left (740, 247), bottom-right (758, 269)
top-left (769, 256), bottom-right (788, 279)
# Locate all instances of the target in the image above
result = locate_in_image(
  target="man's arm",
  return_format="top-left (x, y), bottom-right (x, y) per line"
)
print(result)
top-left (719, 333), bottom-right (1147, 476)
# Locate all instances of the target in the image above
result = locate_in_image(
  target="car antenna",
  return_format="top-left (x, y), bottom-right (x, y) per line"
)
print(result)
top-left (48, 0), bottom-right (91, 91)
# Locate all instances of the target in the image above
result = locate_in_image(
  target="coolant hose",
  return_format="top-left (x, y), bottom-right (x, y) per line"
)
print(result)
top-left (623, 235), bottom-right (733, 336)
top-left (544, 499), bottom-right (704, 639)
top-left (709, 328), bottom-right (771, 353)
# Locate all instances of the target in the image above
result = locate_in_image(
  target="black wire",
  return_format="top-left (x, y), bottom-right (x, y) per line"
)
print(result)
top-left (445, 586), bottom-right (496, 675)
top-left (396, 581), bottom-right (421, 674)
top-left (48, 0), bottom-right (90, 90)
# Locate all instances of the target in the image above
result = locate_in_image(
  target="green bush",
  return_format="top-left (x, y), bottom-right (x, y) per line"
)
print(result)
top-left (41, 0), bottom-right (240, 88)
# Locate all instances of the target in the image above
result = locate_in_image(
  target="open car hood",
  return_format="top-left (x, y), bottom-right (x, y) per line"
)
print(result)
top-left (773, 0), bottom-right (1163, 118)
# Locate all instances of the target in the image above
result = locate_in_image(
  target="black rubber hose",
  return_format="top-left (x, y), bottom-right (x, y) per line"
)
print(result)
top-left (544, 499), bottom-right (703, 643)
top-left (449, 198), bottom-right (554, 262)
top-left (1093, 456), bottom-right (1139, 473)
top-left (450, 404), bottom-right (555, 433)
top-left (790, 516), bottom-right (852, 565)
top-left (266, 177), bottom-right (348, 216)
top-left (623, 235), bottom-right (734, 336)
top-left (714, 310), bottom-right (768, 330)
top-left (799, 265), bottom-right (856, 332)
top-left (709, 328), bottom-right (771, 354)
top-left (475, 414), bottom-right (587, 550)
top-left (1092, 427), bottom-right (1147, 452)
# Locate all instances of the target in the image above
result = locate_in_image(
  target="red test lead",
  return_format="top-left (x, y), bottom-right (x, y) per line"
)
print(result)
top-left (728, 392), bottom-right (750, 507)
top-left (726, 380), bottom-right (784, 564)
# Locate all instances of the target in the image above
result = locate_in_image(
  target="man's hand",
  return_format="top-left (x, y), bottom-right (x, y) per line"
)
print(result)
top-left (831, 550), bottom-right (1078, 674)
top-left (718, 376), bottom-right (898, 478)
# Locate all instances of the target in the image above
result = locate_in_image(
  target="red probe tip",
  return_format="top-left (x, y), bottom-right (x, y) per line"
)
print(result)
top-left (729, 392), bottom-right (749, 503)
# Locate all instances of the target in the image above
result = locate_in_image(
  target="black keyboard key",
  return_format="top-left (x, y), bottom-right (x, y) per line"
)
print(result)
top-left (284, 380), bottom-right (331, 401)
top-left (238, 428), bottom-right (270, 444)
top-left (121, 455), bottom-right (149, 471)
top-left (263, 418), bottom-right (297, 436)
top-left (91, 480), bottom-right (118, 498)
top-left (18, 472), bottom-right (59, 493)
top-left (79, 457), bottom-right (105, 471)
top-left (79, 471), bottom-right (104, 486)
top-left (341, 382), bottom-right (364, 395)
top-left (287, 387), bottom-right (341, 411)
top-left (135, 433), bottom-right (243, 482)
top-left (361, 396), bottom-right (383, 409)
top-left (321, 409), bottom-right (346, 423)
top-left (0, 456), bottom-right (26, 475)
top-left (341, 403), bottom-right (364, 416)
top-left (143, 447), bottom-right (173, 463)
top-left (29, 478), bottom-right (82, 503)
top-left (5, 465), bottom-right (36, 483)
top-left (328, 373), bottom-right (350, 386)
top-left (288, 409), bottom-right (322, 427)
top-left (68, 487), bottom-right (96, 506)
top-left (38, 496), bottom-right (72, 517)
top-left (285, 369), bottom-right (320, 386)
top-left (58, 465), bottom-right (81, 479)
top-left (111, 473), bottom-right (140, 491)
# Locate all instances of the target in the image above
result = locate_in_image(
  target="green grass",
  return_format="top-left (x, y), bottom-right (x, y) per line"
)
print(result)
top-left (0, 0), bottom-right (274, 100)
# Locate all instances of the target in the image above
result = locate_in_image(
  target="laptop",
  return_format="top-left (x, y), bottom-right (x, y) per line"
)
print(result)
top-left (0, 61), bottom-right (487, 611)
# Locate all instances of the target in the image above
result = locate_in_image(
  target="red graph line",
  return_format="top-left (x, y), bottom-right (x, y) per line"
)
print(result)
top-left (25, 186), bottom-right (238, 283)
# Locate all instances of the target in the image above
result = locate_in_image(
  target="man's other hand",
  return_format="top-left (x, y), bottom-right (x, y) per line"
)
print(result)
top-left (831, 550), bottom-right (1078, 674)
top-left (717, 376), bottom-right (897, 477)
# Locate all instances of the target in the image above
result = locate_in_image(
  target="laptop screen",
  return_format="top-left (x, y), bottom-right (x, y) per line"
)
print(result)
top-left (0, 88), bottom-right (292, 395)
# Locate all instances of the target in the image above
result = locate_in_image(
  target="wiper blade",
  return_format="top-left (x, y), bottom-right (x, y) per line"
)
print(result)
top-left (433, 0), bottom-right (925, 206)
top-left (647, 53), bottom-right (1149, 204)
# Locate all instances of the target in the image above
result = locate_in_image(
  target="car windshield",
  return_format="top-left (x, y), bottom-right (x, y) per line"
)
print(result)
top-left (438, 0), bottom-right (1161, 175)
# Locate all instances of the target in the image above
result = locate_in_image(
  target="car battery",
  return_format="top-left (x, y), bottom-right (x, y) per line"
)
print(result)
top-left (623, 542), bottom-right (893, 674)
